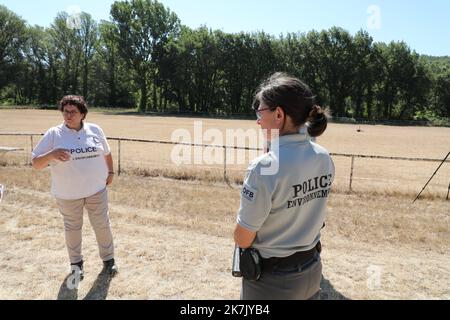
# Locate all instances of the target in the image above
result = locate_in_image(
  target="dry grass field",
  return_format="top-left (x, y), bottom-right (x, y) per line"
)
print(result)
top-left (0, 109), bottom-right (449, 300)
top-left (1, 109), bottom-right (449, 195)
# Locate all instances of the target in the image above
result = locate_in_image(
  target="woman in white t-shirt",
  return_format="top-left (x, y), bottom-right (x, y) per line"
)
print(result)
top-left (32, 95), bottom-right (118, 283)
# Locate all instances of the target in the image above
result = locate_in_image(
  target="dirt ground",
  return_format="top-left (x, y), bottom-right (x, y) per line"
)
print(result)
top-left (1, 109), bottom-right (449, 300)
top-left (0, 167), bottom-right (448, 300)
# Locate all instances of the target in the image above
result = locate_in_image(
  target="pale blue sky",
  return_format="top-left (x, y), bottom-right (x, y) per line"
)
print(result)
top-left (1, 0), bottom-right (449, 56)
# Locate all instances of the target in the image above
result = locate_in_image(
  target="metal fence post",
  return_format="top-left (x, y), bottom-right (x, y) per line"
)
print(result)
top-left (223, 146), bottom-right (227, 182)
top-left (118, 139), bottom-right (121, 176)
top-left (349, 156), bottom-right (355, 192)
top-left (29, 135), bottom-right (34, 165)
top-left (413, 151), bottom-right (450, 203)
top-left (446, 181), bottom-right (449, 201)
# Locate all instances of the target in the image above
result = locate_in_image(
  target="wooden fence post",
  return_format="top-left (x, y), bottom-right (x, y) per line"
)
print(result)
top-left (349, 156), bottom-right (355, 192)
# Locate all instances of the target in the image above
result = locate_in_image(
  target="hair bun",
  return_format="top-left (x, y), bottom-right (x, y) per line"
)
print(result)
top-left (308, 105), bottom-right (323, 119)
top-left (307, 105), bottom-right (329, 137)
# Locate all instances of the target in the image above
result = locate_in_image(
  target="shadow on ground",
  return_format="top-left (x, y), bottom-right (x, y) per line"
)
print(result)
top-left (83, 273), bottom-right (113, 300)
top-left (320, 277), bottom-right (350, 300)
top-left (57, 272), bottom-right (113, 300)
top-left (57, 275), bottom-right (78, 300)
top-left (57, 273), bottom-right (343, 300)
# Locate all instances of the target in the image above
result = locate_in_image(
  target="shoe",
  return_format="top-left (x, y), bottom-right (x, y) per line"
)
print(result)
top-left (102, 258), bottom-right (118, 277)
top-left (70, 260), bottom-right (84, 281)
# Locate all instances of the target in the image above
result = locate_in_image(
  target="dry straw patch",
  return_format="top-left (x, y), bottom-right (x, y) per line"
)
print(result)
top-left (0, 167), bottom-right (449, 300)
top-left (1, 109), bottom-right (449, 157)
top-left (1, 109), bottom-right (449, 197)
top-left (0, 110), bottom-right (449, 299)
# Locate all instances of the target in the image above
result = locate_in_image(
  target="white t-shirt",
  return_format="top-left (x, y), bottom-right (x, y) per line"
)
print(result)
top-left (32, 122), bottom-right (111, 200)
top-left (237, 132), bottom-right (335, 258)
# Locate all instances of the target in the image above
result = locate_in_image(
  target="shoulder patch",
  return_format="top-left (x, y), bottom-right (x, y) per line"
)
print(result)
top-left (242, 183), bottom-right (257, 202)
top-left (92, 136), bottom-right (101, 145)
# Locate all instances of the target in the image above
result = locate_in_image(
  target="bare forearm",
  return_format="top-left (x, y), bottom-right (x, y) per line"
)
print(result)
top-left (105, 154), bottom-right (114, 173)
top-left (32, 149), bottom-right (70, 170)
top-left (234, 224), bottom-right (256, 249)
top-left (31, 152), bottom-right (54, 170)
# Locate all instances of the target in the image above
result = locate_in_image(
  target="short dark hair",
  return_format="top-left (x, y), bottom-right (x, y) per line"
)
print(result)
top-left (59, 95), bottom-right (88, 120)
top-left (253, 72), bottom-right (329, 137)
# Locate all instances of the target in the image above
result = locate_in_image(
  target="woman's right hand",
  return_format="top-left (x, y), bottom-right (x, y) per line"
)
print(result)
top-left (32, 148), bottom-right (70, 170)
top-left (50, 149), bottom-right (71, 162)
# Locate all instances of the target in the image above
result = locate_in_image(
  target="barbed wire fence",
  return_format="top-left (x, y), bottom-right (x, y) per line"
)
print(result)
top-left (1, 133), bottom-right (449, 200)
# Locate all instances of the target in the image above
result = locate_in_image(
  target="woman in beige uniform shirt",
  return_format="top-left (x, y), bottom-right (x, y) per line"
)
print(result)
top-left (234, 73), bottom-right (334, 300)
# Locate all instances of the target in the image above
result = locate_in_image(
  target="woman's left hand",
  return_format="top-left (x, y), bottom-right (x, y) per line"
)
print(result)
top-left (106, 172), bottom-right (114, 186)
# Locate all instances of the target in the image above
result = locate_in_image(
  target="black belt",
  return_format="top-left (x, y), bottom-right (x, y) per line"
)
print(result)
top-left (261, 241), bottom-right (321, 273)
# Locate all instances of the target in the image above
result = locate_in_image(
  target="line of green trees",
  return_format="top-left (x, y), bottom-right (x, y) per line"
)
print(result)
top-left (1, 0), bottom-right (449, 121)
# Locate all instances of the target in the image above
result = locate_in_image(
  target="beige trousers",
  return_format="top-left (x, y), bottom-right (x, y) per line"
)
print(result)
top-left (56, 188), bottom-right (114, 264)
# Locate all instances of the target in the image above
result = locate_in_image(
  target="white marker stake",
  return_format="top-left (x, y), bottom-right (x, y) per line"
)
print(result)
top-left (0, 184), bottom-right (4, 203)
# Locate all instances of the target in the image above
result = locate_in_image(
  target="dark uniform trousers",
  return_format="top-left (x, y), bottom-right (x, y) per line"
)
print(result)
top-left (241, 252), bottom-right (322, 300)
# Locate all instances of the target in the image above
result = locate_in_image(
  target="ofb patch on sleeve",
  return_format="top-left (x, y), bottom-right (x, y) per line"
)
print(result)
top-left (242, 183), bottom-right (257, 202)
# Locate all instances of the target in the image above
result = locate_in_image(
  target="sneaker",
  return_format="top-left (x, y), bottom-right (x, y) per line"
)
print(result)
top-left (70, 261), bottom-right (84, 281)
top-left (102, 258), bottom-right (118, 277)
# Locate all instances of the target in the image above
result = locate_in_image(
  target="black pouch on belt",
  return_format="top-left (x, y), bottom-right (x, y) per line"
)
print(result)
top-left (240, 248), bottom-right (262, 281)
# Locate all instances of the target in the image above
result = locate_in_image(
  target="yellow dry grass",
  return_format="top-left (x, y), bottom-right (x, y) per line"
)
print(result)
top-left (1, 109), bottom-right (449, 196)
top-left (1, 109), bottom-right (449, 156)
top-left (0, 109), bottom-right (449, 300)
top-left (0, 167), bottom-right (449, 300)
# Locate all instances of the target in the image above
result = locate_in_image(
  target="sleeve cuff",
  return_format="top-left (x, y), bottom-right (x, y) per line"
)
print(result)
top-left (236, 216), bottom-right (260, 232)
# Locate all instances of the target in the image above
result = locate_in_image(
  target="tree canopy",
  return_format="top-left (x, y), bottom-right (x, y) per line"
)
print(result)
top-left (0, 1), bottom-right (449, 122)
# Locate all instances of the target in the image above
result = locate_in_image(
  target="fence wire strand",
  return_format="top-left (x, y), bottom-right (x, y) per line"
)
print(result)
top-left (1, 133), bottom-right (449, 199)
